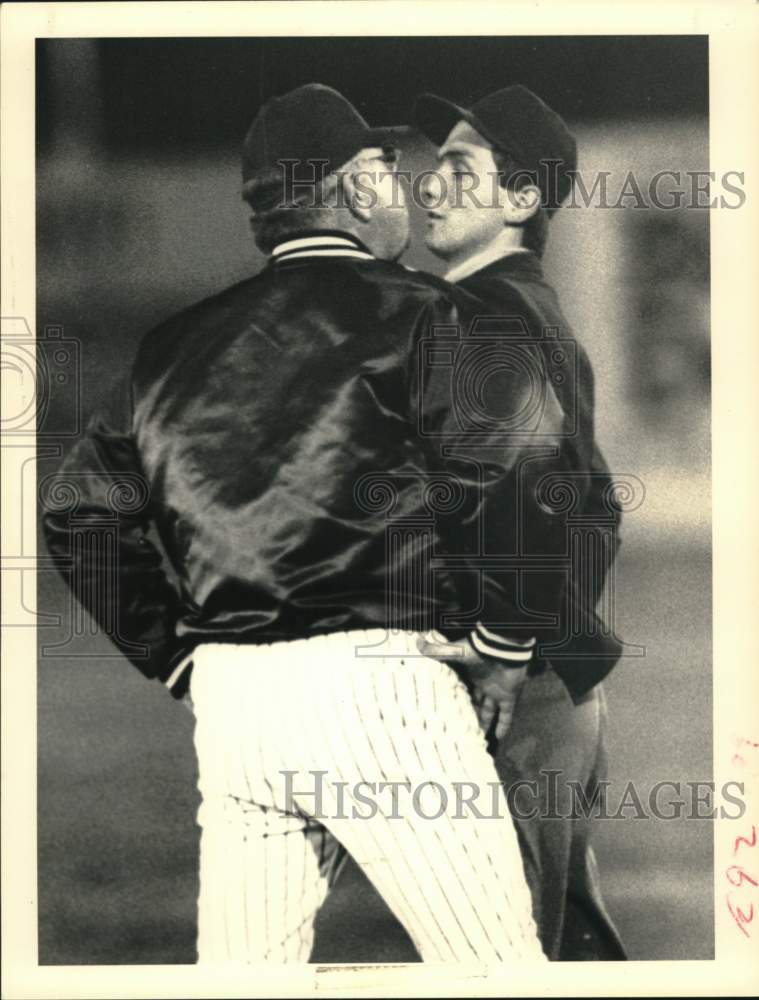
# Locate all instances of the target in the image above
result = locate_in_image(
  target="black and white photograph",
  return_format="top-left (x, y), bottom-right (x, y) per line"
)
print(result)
top-left (2, 2), bottom-right (758, 996)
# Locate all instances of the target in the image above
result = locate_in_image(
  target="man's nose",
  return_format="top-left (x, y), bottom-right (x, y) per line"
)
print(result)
top-left (420, 170), bottom-right (445, 207)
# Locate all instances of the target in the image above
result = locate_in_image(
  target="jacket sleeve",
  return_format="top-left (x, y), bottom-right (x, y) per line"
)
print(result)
top-left (409, 292), bottom-right (565, 669)
top-left (41, 374), bottom-right (190, 689)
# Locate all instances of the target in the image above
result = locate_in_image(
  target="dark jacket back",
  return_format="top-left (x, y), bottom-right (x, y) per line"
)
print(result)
top-left (42, 251), bottom-right (480, 686)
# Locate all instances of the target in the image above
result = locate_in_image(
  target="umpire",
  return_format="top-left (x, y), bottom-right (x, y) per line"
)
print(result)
top-left (414, 84), bottom-right (628, 960)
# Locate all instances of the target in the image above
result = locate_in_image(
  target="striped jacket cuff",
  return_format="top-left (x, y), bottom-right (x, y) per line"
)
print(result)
top-left (468, 623), bottom-right (536, 667)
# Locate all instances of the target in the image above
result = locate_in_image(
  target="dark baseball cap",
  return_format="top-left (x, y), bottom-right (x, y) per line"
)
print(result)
top-left (414, 84), bottom-right (577, 212)
top-left (242, 83), bottom-right (406, 211)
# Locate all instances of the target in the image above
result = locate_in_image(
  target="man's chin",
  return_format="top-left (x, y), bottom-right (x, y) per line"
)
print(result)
top-left (424, 232), bottom-right (455, 261)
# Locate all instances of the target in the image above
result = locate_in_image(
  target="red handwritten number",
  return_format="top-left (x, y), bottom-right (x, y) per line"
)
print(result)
top-left (734, 825), bottom-right (757, 856)
top-left (726, 865), bottom-right (758, 888)
top-left (726, 895), bottom-right (754, 938)
top-left (727, 739), bottom-right (757, 938)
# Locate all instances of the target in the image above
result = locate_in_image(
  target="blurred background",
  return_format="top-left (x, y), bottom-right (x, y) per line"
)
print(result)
top-left (34, 36), bottom-right (711, 963)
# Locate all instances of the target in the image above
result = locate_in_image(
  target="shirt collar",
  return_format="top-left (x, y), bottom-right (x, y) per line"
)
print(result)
top-left (444, 244), bottom-right (530, 284)
top-left (270, 231), bottom-right (374, 264)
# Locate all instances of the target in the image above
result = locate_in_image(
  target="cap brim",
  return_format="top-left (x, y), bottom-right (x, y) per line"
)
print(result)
top-left (413, 93), bottom-right (501, 151)
top-left (364, 124), bottom-right (414, 148)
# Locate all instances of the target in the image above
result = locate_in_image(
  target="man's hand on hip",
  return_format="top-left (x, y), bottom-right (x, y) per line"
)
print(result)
top-left (416, 631), bottom-right (528, 741)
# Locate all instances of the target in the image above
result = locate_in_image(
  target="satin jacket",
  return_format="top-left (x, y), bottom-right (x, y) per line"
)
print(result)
top-left (41, 233), bottom-right (535, 696)
top-left (42, 232), bottom-right (613, 702)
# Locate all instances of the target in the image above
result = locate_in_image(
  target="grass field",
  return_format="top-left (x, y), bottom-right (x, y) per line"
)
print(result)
top-left (37, 543), bottom-right (712, 964)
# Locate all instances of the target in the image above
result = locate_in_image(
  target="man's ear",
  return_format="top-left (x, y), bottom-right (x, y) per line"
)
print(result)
top-left (342, 170), bottom-right (374, 223)
top-left (501, 183), bottom-right (541, 225)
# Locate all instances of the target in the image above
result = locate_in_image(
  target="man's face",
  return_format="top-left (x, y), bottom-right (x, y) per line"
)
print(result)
top-left (420, 121), bottom-right (506, 262)
top-left (353, 146), bottom-right (410, 261)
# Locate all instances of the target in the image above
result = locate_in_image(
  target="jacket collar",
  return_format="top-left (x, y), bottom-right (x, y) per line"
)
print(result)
top-left (443, 245), bottom-right (529, 284)
top-left (270, 230), bottom-right (375, 264)
top-left (446, 247), bottom-right (544, 285)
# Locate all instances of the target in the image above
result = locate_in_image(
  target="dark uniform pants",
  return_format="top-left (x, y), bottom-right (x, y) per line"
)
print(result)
top-left (496, 671), bottom-right (626, 960)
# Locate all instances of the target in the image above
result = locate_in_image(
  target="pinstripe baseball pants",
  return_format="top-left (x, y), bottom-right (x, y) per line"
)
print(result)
top-left (190, 629), bottom-right (546, 964)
